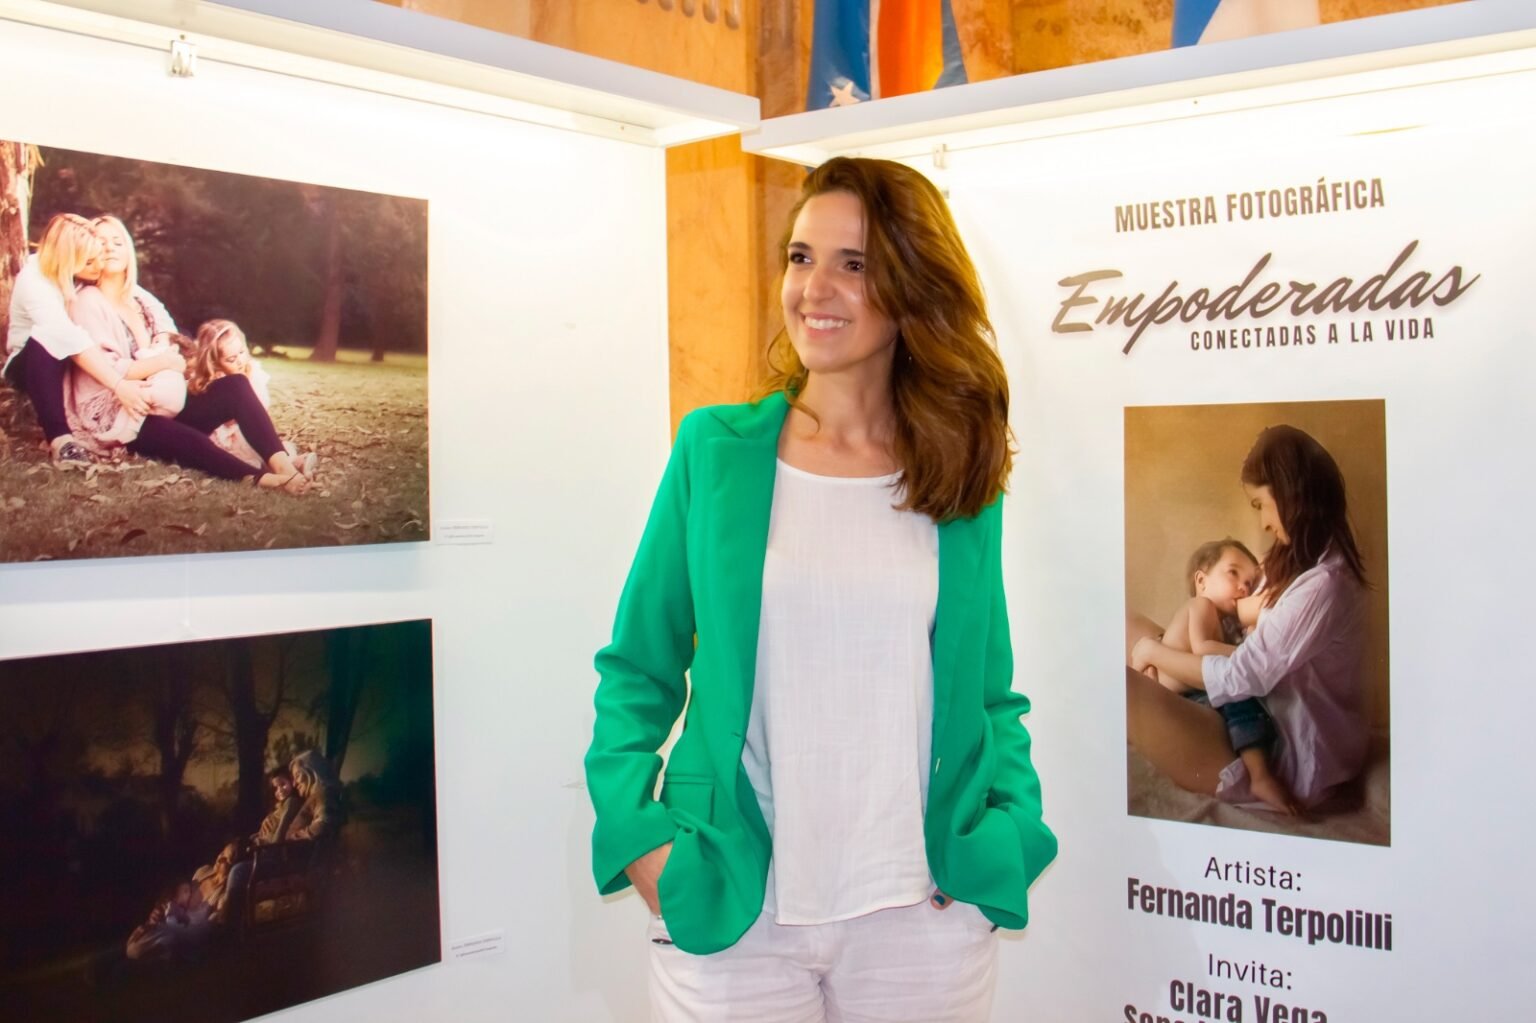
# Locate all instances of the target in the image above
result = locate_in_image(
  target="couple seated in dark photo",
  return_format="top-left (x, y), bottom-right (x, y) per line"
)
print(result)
top-left (123, 751), bottom-right (343, 965)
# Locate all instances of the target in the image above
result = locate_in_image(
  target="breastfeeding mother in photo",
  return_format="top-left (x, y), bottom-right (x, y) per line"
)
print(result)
top-left (1128, 425), bottom-right (1370, 810)
top-left (68, 215), bottom-right (314, 493)
top-left (2, 212), bottom-right (153, 469)
top-left (585, 157), bottom-right (1055, 1021)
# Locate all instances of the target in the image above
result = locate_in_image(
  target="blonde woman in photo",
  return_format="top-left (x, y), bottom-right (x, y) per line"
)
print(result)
top-left (66, 217), bottom-right (313, 493)
top-left (62, 215), bottom-right (187, 450)
top-left (2, 212), bottom-right (151, 469)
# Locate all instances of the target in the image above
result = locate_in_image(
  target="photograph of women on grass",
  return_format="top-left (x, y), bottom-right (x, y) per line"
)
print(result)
top-left (1124, 399), bottom-right (1390, 846)
top-left (0, 619), bottom-right (440, 1023)
top-left (0, 140), bottom-right (428, 563)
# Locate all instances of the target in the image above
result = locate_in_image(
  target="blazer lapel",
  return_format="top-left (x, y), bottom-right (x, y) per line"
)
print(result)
top-left (695, 392), bottom-right (986, 761)
top-left (697, 395), bottom-right (788, 744)
top-left (931, 511), bottom-right (985, 747)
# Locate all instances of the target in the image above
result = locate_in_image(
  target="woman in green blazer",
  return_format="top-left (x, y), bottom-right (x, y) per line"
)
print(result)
top-left (586, 157), bottom-right (1055, 1020)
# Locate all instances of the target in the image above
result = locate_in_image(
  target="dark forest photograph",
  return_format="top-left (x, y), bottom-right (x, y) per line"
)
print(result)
top-left (0, 141), bottom-right (429, 563)
top-left (0, 620), bottom-right (440, 1023)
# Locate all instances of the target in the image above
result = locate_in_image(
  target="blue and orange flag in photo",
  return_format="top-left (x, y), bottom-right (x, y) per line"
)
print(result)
top-left (807, 0), bottom-right (967, 110)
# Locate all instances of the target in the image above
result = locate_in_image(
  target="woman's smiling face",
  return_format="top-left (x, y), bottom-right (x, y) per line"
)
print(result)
top-left (780, 190), bottom-right (899, 378)
top-left (1245, 483), bottom-right (1289, 546)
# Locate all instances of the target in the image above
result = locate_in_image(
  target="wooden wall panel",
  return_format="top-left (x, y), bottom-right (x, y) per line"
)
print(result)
top-left (665, 137), bottom-right (762, 430)
top-left (1323, 0), bottom-right (1464, 21)
top-left (1012, 0), bottom-right (1171, 72)
top-left (391, 0), bottom-right (755, 92)
top-left (954, 0), bottom-right (1019, 80)
top-left (1010, 0), bottom-right (1464, 73)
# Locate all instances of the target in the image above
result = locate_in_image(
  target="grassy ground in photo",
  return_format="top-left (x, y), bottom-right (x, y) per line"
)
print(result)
top-left (0, 347), bottom-right (428, 563)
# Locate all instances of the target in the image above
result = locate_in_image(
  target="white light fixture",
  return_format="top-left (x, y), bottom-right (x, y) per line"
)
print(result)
top-left (0, 0), bottom-right (758, 148)
top-left (744, 0), bottom-right (1536, 165)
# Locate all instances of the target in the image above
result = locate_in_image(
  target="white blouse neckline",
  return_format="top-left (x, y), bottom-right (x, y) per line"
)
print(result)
top-left (775, 457), bottom-right (901, 486)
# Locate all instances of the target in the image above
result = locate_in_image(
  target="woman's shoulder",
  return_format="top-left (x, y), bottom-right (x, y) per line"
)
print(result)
top-left (69, 284), bottom-right (111, 311)
top-left (1307, 550), bottom-right (1360, 586)
top-left (1277, 551), bottom-right (1362, 607)
top-left (677, 392), bottom-right (789, 443)
top-left (131, 284), bottom-right (168, 309)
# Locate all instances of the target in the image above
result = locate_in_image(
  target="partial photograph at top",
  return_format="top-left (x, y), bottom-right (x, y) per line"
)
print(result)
top-left (0, 141), bottom-right (429, 563)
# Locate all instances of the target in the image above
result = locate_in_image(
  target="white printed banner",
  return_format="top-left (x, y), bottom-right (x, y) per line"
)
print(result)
top-left (942, 64), bottom-right (1536, 1020)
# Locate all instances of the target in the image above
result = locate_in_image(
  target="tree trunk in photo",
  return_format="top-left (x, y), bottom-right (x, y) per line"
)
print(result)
top-left (225, 640), bottom-right (275, 833)
top-left (150, 667), bottom-right (200, 839)
top-left (0, 142), bottom-right (37, 341)
top-left (7, 675), bottom-right (82, 834)
top-left (324, 628), bottom-right (368, 778)
top-left (309, 193), bottom-right (343, 362)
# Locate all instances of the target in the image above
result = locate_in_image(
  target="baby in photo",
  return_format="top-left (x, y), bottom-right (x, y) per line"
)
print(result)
top-left (1155, 538), bottom-right (1296, 814)
top-left (94, 333), bottom-right (190, 445)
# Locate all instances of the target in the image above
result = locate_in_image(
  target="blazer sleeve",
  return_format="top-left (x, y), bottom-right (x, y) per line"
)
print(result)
top-left (585, 413), bottom-right (700, 895)
top-left (981, 503), bottom-right (1058, 912)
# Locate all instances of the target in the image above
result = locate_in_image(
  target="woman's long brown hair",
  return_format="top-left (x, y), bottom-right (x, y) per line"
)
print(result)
top-left (762, 157), bottom-right (1012, 522)
top-left (1241, 425), bottom-right (1367, 605)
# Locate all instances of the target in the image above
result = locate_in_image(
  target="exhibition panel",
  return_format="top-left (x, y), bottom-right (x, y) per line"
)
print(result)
top-left (0, 2), bottom-right (755, 1020)
top-left (0, 620), bottom-right (438, 1023)
top-left (750, 6), bottom-right (1536, 1020)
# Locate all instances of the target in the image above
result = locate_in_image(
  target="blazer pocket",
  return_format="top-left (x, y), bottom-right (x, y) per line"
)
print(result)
top-left (659, 773), bottom-right (714, 826)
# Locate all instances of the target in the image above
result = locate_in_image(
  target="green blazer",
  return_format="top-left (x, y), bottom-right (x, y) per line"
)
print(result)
top-left (585, 392), bottom-right (1056, 955)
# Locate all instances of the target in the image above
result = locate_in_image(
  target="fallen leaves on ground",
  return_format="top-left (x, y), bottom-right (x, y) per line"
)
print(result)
top-left (1, 355), bottom-right (429, 562)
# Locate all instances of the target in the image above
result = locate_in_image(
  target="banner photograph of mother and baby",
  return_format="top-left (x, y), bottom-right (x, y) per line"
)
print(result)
top-left (0, 141), bottom-right (428, 563)
top-left (1124, 399), bottom-right (1390, 847)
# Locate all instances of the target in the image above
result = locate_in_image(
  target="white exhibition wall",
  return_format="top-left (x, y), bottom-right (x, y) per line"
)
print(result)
top-left (12, 12), bottom-right (1535, 1023)
top-left (0, 17), bottom-right (669, 1023)
top-left (938, 56), bottom-right (1536, 1019)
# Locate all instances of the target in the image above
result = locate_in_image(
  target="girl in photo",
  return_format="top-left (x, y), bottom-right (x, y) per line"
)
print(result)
top-left (186, 319), bottom-right (316, 477)
top-left (585, 157), bottom-right (1055, 1022)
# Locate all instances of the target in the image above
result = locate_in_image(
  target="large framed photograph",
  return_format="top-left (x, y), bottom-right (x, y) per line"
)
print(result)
top-left (0, 141), bottom-right (428, 562)
top-left (1124, 399), bottom-right (1390, 846)
top-left (0, 620), bottom-right (440, 1022)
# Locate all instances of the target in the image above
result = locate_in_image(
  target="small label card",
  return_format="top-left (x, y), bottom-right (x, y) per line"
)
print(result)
top-left (448, 929), bottom-right (506, 961)
top-left (436, 519), bottom-right (494, 545)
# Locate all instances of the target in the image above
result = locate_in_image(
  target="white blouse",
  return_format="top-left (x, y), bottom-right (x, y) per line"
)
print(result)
top-left (1203, 550), bottom-right (1370, 808)
top-left (4, 255), bottom-right (95, 367)
top-left (743, 459), bottom-right (939, 925)
top-left (4, 255), bottom-right (180, 371)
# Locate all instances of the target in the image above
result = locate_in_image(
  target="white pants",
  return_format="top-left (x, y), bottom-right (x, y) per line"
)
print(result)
top-left (648, 900), bottom-right (999, 1022)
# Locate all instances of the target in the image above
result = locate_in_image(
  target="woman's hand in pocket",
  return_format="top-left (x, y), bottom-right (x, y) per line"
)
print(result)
top-left (625, 841), bottom-right (674, 916)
